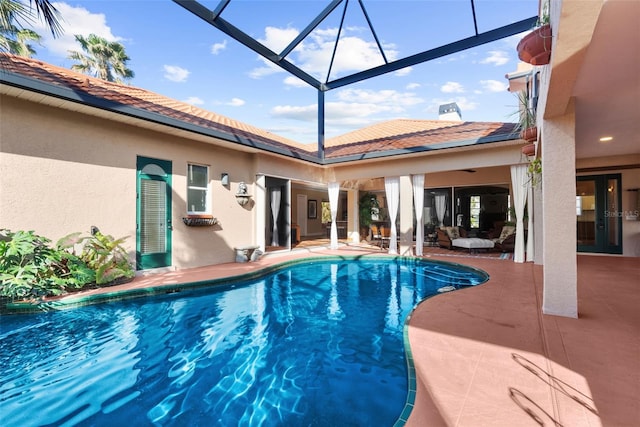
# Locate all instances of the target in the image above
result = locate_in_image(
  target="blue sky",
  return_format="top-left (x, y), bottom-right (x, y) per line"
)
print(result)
top-left (29, 0), bottom-right (538, 144)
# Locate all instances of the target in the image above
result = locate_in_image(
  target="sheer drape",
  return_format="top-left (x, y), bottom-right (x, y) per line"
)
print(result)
top-left (384, 177), bottom-right (400, 254)
top-left (435, 194), bottom-right (446, 227)
top-left (270, 187), bottom-right (281, 246)
top-left (412, 174), bottom-right (425, 256)
top-left (328, 182), bottom-right (340, 249)
top-left (510, 165), bottom-right (528, 263)
top-left (526, 184), bottom-right (535, 262)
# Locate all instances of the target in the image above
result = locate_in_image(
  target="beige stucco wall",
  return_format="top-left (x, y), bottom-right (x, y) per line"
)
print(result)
top-left (1, 96), bottom-right (260, 268)
top-left (4, 80), bottom-right (635, 276)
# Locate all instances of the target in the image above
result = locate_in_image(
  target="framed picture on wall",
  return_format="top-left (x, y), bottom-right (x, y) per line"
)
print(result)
top-left (308, 200), bottom-right (317, 219)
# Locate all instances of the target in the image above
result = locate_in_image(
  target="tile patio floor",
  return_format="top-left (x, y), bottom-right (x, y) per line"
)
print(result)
top-left (40, 243), bottom-right (640, 426)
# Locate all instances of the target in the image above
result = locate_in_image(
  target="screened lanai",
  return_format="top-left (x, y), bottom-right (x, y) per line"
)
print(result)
top-left (173, 0), bottom-right (540, 259)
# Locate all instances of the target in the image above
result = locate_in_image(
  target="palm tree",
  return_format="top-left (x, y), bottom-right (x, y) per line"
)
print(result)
top-left (1, 27), bottom-right (40, 56)
top-left (0, 0), bottom-right (62, 37)
top-left (67, 34), bottom-right (134, 83)
top-left (0, 0), bottom-right (53, 57)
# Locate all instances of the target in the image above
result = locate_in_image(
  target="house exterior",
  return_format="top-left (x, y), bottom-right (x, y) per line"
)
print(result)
top-left (1, 0), bottom-right (638, 319)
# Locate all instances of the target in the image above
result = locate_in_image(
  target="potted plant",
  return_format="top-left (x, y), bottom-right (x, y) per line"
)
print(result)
top-left (359, 192), bottom-right (380, 240)
top-left (512, 90), bottom-right (537, 154)
top-left (517, 1), bottom-right (552, 66)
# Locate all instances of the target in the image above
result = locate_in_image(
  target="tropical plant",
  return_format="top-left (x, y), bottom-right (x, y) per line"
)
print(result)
top-left (0, 229), bottom-right (92, 300)
top-left (59, 230), bottom-right (135, 285)
top-left (359, 192), bottom-right (380, 232)
top-left (538, 0), bottom-right (550, 26)
top-left (514, 89), bottom-right (536, 132)
top-left (67, 34), bottom-right (135, 83)
top-left (0, 227), bottom-right (135, 302)
top-left (527, 157), bottom-right (542, 187)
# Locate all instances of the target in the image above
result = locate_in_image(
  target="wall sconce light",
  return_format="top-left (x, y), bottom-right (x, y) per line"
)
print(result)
top-left (221, 173), bottom-right (229, 186)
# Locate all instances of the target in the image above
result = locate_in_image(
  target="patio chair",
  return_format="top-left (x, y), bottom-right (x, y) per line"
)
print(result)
top-left (379, 224), bottom-right (392, 249)
top-left (370, 224), bottom-right (384, 248)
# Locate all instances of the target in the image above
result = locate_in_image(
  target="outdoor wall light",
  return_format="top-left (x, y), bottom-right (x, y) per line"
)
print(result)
top-left (221, 173), bottom-right (229, 186)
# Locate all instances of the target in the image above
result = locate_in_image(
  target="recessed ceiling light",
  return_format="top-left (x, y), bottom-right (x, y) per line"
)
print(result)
top-left (599, 136), bottom-right (613, 142)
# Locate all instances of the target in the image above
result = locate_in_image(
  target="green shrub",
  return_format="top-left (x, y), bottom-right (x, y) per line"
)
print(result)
top-left (0, 229), bottom-right (80, 300)
top-left (1, 228), bottom-right (135, 301)
top-left (57, 230), bottom-right (135, 286)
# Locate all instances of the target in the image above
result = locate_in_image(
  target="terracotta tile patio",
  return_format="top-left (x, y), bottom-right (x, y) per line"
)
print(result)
top-left (31, 244), bottom-right (640, 426)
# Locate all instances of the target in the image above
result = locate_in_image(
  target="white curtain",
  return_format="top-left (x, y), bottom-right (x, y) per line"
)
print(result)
top-left (435, 194), bottom-right (446, 227)
top-left (526, 184), bottom-right (535, 262)
top-left (385, 176), bottom-right (400, 255)
top-left (510, 165), bottom-right (528, 263)
top-left (412, 174), bottom-right (425, 256)
top-left (270, 187), bottom-right (281, 246)
top-left (328, 182), bottom-right (340, 249)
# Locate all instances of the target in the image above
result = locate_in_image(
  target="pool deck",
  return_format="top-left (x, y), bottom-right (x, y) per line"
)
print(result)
top-left (21, 244), bottom-right (640, 426)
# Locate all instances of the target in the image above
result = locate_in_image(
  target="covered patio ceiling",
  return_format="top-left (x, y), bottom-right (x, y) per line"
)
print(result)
top-left (173, 0), bottom-right (537, 158)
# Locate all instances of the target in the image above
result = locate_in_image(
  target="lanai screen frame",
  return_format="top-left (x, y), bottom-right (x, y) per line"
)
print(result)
top-left (173, 0), bottom-right (537, 159)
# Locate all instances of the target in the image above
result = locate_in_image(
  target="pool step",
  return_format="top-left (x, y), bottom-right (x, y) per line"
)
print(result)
top-left (412, 266), bottom-right (481, 287)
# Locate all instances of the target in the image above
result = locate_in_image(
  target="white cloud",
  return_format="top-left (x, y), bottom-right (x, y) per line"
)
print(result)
top-left (394, 66), bottom-right (412, 77)
top-left (34, 2), bottom-right (122, 57)
top-left (227, 98), bottom-right (245, 107)
top-left (250, 25), bottom-right (398, 81)
top-left (441, 81), bottom-right (464, 93)
top-left (249, 57), bottom-right (284, 79)
top-left (283, 75), bottom-right (308, 88)
top-left (481, 50), bottom-right (509, 66)
top-left (336, 88), bottom-right (423, 108)
top-left (183, 96), bottom-right (204, 105)
top-left (271, 104), bottom-right (317, 121)
top-left (271, 88), bottom-right (423, 125)
top-left (163, 65), bottom-right (190, 82)
top-left (211, 40), bottom-right (227, 55)
top-left (297, 34), bottom-right (395, 79)
top-left (480, 80), bottom-right (508, 93)
top-left (406, 82), bottom-right (421, 90)
top-left (259, 26), bottom-right (301, 52)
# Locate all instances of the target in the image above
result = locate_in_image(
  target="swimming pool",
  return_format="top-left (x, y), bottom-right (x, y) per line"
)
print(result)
top-left (0, 257), bottom-right (487, 426)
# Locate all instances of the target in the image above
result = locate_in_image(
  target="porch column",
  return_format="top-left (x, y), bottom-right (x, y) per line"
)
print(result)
top-left (399, 175), bottom-right (414, 256)
top-left (533, 180), bottom-right (544, 265)
top-left (255, 174), bottom-right (266, 251)
top-left (346, 189), bottom-right (359, 244)
top-left (541, 102), bottom-right (577, 318)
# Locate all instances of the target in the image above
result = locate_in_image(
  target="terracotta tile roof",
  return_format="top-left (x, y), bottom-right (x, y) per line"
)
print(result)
top-left (1, 54), bottom-right (518, 162)
top-left (0, 54), bottom-right (315, 156)
top-left (324, 119), bottom-right (518, 159)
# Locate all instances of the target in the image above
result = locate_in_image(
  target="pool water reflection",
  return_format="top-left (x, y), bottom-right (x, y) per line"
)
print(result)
top-left (0, 258), bottom-right (487, 426)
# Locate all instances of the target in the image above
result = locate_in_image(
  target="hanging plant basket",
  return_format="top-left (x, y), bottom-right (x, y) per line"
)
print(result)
top-left (182, 214), bottom-right (218, 227)
top-left (522, 143), bottom-right (536, 157)
top-left (520, 126), bottom-right (538, 142)
top-left (517, 24), bottom-right (552, 66)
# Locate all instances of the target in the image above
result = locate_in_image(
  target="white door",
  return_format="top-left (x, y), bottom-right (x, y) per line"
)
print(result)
top-left (297, 194), bottom-right (307, 236)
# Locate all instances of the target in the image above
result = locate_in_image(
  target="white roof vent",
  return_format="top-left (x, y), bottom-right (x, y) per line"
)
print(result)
top-left (438, 102), bottom-right (462, 121)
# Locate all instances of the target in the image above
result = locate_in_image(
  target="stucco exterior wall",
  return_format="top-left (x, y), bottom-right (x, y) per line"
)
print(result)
top-left (1, 96), bottom-right (260, 269)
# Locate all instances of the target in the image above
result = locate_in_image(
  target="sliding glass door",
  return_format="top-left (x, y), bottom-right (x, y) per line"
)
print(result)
top-left (576, 174), bottom-right (622, 254)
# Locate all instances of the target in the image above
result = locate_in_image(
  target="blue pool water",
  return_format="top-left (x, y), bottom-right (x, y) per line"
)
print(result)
top-left (0, 258), bottom-right (487, 426)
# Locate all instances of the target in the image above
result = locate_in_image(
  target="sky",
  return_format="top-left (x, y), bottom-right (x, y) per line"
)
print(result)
top-left (27, 0), bottom-right (538, 145)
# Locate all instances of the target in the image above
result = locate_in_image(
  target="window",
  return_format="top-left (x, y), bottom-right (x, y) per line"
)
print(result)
top-left (470, 195), bottom-right (481, 228)
top-left (187, 164), bottom-right (209, 214)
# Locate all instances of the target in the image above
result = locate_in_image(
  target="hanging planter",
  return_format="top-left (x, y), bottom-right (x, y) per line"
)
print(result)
top-left (520, 126), bottom-right (538, 143)
top-left (182, 214), bottom-right (218, 227)
top-left (522, 143), bottom-right (536, 157)
top-left (517, 24), bottom-right (552, 66)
